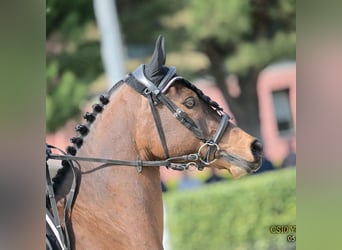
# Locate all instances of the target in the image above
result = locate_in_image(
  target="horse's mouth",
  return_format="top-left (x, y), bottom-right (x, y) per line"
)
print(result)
top-left (218, 151), bottom-right (262, 178)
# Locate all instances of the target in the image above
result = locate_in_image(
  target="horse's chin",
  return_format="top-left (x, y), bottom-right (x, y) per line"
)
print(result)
top-left (215, 153), bottom-right (262, 179)
top-left (225, 165), bottom-right (255, 179)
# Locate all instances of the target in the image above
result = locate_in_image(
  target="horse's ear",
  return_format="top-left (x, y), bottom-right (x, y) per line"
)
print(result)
top-left (144, 35), bottom-right (167, 84)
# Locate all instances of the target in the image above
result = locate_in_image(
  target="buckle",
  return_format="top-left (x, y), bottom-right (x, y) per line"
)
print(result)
top-left (136, 156), bottom-right (143, 173)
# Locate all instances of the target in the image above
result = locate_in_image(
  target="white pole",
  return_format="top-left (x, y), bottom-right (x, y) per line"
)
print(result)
top-left (93, 0), bottom-right (125, 89)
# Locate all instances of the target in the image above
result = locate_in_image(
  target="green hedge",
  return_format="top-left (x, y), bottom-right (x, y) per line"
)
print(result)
top-left (164, 168), bottom-right (296, 250)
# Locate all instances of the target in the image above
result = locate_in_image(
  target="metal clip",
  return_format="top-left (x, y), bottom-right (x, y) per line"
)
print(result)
top-left (144, 88), bottom-right (152, 95)
top-left (187, 154), bottom-right (199, 161)
top-left (186, 162), bottom-right (198, 171)
top-left (170, 164), bottom-right (186, 171)
top-left (174, 108), bottom-right (183, 119)
top-left (136, 156), bottom-right (143, 173)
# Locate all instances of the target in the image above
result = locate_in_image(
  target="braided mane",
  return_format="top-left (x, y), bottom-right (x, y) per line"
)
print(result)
top-left (51, 73), bottom-right (222, 192)
top-left (52, 80), bottom-right (124, 192)
top-left (182, 79), bottom-right (223, 112)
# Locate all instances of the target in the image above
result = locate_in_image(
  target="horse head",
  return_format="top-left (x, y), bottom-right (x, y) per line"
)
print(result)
top-left (132, 36), bottom-right (262, 178)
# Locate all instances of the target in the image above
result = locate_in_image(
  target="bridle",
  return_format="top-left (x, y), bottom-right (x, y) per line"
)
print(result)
top-left (45, 65), bottom-right (230, 250)
top-left (47, 64), bottom-right (230, 172)
top-left (128, 64), bottom-right (230, 170)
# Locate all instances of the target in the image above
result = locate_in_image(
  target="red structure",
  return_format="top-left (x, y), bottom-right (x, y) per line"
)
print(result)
top-left (257, 61), bottom-right (296, 164)
top-left (189, 61), bottom-right (296, 165)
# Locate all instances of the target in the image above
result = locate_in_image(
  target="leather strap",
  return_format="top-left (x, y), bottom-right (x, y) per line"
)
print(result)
top-left (147, 93), bottom-right (170, 159)
top-left (46, 144), bottom-right (80, 250)
top-left (46, 162), bottom-right (67, 249)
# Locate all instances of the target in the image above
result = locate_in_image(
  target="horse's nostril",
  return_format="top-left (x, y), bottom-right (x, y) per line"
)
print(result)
top-left (251, 140), bottom-right (263, 158)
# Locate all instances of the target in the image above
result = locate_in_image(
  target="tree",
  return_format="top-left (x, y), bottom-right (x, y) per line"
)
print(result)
top-left (46, 0), bottom-right (104, 132)
top-left (116, 0), bottom-right (186, 45)
top-left (46, 0), bottom-right (295, 137)
top-left (46, 0), bottom-right (183, 132)
top-left (182, 0), bottom-right (296, 137)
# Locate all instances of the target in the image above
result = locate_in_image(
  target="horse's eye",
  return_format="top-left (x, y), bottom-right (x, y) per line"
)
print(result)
top-left (183, 97), bottom-right (196, 109)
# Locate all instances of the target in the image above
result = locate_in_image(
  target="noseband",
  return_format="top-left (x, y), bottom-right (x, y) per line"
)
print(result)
top-left (127, 64), bottom-right (230, 170)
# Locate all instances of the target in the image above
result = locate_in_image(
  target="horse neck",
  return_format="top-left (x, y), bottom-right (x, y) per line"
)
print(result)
top-left (73, 84), bottom-right (164, 249)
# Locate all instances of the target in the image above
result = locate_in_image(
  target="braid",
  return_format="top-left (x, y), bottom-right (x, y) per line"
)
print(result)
top-left (65, 80), bottom-right (125, 157)
top-left (183, 79), bottom-right (223, 112)
top-left (52, 160), bottom-right (72, 193)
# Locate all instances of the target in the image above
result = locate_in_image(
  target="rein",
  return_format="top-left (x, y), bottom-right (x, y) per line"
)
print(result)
top-left (49, 147), bottom-right (202, 174)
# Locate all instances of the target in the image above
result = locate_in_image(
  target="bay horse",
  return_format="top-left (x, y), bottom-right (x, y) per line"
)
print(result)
top-left (49, 36), bottom-right (262, 249)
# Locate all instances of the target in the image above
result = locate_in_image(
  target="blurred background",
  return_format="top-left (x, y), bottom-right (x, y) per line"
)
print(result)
top-left (46, 0), bottom-right (296, 249)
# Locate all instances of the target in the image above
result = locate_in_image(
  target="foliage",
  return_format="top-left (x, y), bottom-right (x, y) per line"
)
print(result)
top-left (164, 168), bottom-right (296, 250)
top-left (46, 0), bottom-right (102, 132)
top-left (116, 0), bottom-right (186, 45)
top-left (46, 62), bottom-right (86, 132)
top-left (227, 31), bottom-right (296, 75)
top-left (46, 0), bottom-right (295, 135)
top-left (46, 0), bottom-right (95, 39)
top-left (183, 0), bottom-right (296, 71)
top-left (177, 0), bottom-right (296, 136)
top-left (187, 0), bottom-right (251, 46)
top-left (46, 0), bottom-right (184, 132)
